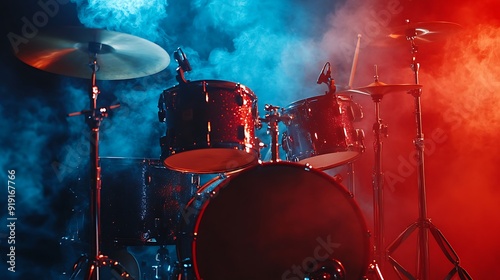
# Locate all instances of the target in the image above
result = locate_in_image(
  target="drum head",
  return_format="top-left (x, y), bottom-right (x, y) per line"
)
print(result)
top-left (192, 162), bottom-right (370, 280)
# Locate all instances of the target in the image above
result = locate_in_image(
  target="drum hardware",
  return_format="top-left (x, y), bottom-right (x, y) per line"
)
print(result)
top-left (259, 104), bottom-right (292, 162)
top-left (345, 63), bottom-right (424, 279)
top-left (316, 61), bottom-right (337, 94)
top-left (304, 259), bottom-right (346, 280)
top-left (367, 66), bottom-right (390, 279)
top-left (384, 20), bottom-right (471, 280)
top-left (173, 47), bottom-right (192, 84)
top-left (150, 246), bottom-right (173, 279)
top-left (14, 27), bottom-right (170, 280)
top-left (68, 52), bottom-right (132, 279)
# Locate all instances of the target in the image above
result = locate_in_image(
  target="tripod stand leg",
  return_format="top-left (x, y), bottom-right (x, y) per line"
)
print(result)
top-left (428, 223), bottom-right (472, 280)
top-left (387, 222), bottom-right (418, 254)
top-left (458, 268), bottom-right (473, 280)
top-left (386, 222), bottom-right (419, 279)
top-left (84, 261), bottom-right (97, 280)
top-left (70, 254), bottom-right (88, 280)
top-left (387, 256), bottom-right (415, 280)
top-left (109, 261), bottom-right (136, 280)
top-left (365, 261), bottom-right (385, 280)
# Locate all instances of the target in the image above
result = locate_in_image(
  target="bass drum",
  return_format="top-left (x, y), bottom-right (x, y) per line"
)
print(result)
top-left (158, 80), bottom-right (259, 174)
top-left (177, 162), bottom-right (370, 280)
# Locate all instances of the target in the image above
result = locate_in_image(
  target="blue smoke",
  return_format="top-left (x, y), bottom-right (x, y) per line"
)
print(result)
top-left (71, 0), bottom-right (170, 43)
top-left (0, 0), bottom-right (371, 278)
top-left (62, 0), bottom-right (357, 165)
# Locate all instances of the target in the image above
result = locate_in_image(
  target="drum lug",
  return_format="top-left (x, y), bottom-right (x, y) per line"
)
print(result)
top-left (191, 174), bottom-right (200, 189)
top-left (332, 174), bottom-right (343, 185)
top-left (235, 93), bottom-right (244, 106)
top-left (159, 135), bottom-right (168, 148)
top-left (356, 128), bottom-right (366, 153)
top-left (237, 125), bottom-right (245, 140)
top-left (144, 170), bottom-right (152, 186)
top-left (140, 230), bottom-right (152, 243)
top-left (305, 99), bottom-right (312, 119)
top-left (348, 103), bottom-right (356, 121)
top-left (281, 131), bottom-right (289, 152)
top-left (158, 92), bottom-right (167, 122)
top-left (202, 80), bottom-right (207, 93)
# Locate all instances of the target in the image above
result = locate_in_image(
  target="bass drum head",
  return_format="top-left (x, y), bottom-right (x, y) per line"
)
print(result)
top-left (191, 162), bottom-right (370, 280)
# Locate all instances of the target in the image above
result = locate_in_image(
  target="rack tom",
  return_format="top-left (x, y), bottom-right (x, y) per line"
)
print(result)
top-left (158, 80), bottom-right (259, 173)
top-left (282, 94), bottom-right (365, 170)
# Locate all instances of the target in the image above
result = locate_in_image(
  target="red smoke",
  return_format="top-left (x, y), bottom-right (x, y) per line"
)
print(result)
top-left (321, 0), bottom-right (499, 278)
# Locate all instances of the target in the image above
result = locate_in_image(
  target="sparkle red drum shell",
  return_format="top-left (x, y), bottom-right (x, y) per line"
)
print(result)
top-left (282, 94), bottom-right (365, 170)
top-left (158, 80), bottom-right (259, 174)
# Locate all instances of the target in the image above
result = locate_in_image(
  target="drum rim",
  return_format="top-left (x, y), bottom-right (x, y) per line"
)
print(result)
top-left (284, 93), bottom-right (354, 110)
top-left (163, 79), bottom-right (257, 99)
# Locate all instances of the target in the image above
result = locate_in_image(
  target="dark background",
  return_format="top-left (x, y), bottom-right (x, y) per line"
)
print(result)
top-left (0, 0), bottom-right (499, 279)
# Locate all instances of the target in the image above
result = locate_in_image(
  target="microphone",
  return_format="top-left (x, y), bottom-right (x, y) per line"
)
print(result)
top-left (316, 62), bottom-right (331, 84)
top-left (174, 47), bottom-right (192, 72)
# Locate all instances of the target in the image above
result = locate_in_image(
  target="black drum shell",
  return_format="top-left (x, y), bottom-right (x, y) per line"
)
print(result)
top-left (100, 157), bottom-right (196, 246)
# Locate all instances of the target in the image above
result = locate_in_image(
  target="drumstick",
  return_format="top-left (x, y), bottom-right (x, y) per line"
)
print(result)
top-left (348, 34), bottom-right (362, 89)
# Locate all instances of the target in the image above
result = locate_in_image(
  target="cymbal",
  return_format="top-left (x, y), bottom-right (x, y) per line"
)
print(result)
top-left (387, 21), bottom-right (462, 43)
top-left (14, 27), bottom-right (170, 80)
top-left (344, 80), bottom-right (422, 96)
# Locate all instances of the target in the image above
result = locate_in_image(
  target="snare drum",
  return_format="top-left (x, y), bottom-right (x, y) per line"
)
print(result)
top-left (158, 80), bottom-right (259, 173)
top-left (176, 162), bottom-right (370, 280)
top-left (282, 94), bottom-right (365, 170)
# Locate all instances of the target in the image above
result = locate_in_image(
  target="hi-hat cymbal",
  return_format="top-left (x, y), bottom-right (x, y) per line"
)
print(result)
top-left (14, 27), bottom-right (170, 80)
top-left (387, 21), bottom-right (462, 43)
top-left (345, 80), bottom-right (422, 96)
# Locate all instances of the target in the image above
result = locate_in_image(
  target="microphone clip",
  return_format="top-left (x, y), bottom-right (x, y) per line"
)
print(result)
top-left (317, 62), bottom-right (336, 94)
top-left (174, 47), bottom-right (192, 84)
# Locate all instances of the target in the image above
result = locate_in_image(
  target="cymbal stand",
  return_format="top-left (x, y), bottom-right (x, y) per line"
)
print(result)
top-left (69, 43), bottom-right (132, 280)
top-left (367, 83), bottom-right (387, 280)
top-left (386, 23), bottom-right (471, 280)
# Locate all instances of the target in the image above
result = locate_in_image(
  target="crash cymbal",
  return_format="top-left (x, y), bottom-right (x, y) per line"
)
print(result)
top-left (345, 80), bottom-right (422, 96)
top-left (14, 27), bottom-right (170, 80)
top-left (388, 21), bottom-right (462, 43)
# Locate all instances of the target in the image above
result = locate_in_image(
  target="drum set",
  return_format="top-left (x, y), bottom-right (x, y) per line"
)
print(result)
top-left (14, 21), bottom-right (471, 280)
